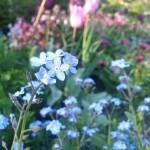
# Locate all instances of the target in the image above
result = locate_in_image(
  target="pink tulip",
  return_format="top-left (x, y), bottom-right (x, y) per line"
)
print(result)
top-left (83, 0), bottom-right (100, 15)
top-left (69, 5), bottom-right (84, 28)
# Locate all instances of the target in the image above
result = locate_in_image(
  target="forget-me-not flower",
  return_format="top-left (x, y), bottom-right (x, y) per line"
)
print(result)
top-left (30, 52), bottom-right (47, 67)
top-left (112, 140), bottom-right (127, 150)
top-left (47, 49), bottom-right (64, 61)
top-left (0, 114), bottom-right (9, 130)
top-left (82, 126), bottom-right (99, 136)
top-left (63, 96), bottom-right (78, 106)
top-left (40, 107), bottom-right (53, 118)
top-left (46, 120), bottom-right (65, 135)
top-left (63, 53), bottom-right (78, 75)
top-left (118, 121), bottom-right (132, 131)
top-left (35, 67), bottom-right (56, 85)
top-left (110, 59), bottom-right (131, 69)
top-left (66, 130), bottom-right (80, 138)
top-left (111, 98), bottom-right (121, 106)
top-left (46, 58), bottom-right (69, 81)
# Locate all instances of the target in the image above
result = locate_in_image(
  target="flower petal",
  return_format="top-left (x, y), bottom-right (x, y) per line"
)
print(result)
top-left (60, 64), bottom-right (69, 71)
top-left (57, 71), bottom-right (65, 81)
top-left (70, 67), bottom-right (77, 74)
top-left (30, 57), bottom-right (41, 67)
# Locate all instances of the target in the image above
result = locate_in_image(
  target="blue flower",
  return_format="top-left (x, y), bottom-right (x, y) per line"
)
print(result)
top-left (110, 131), bottom-right (128, 140)
top-left (13, 142), bottom-right (24, 150)
top-left (132, 85), bottom-right (142, 93)
top-left (89, 102), bottom-right (103, 115)
top-left (46, 120), bottom-right (65, 135)
top-left (118, 121), bottom-right (132, 131)
top-left (57, 107), bottom-right (68, 118)
top-left (63, 96), bottom-right (78, 106)
top-left (110, 59), bottom-right (131, 70)
top-left (144, 97), bottom-right (150, 103)
top-left (0, 114), bottom-right (9, 130)
top-left (110, 98), bottom-right (121, 106)
top-left (137, 105), bottom-right (149, 112)
top-left (112, 140), bottom-right (127, 150)
top-left (35, 67), bottom-right (56, 85)
top-left (83, 78), bottom-right (96, 87)
top-left (119, 75), bottom-right (130, 83)
top-left (40, 107), bottom-right (53, 118)
top-left (82, 126), bottom-right (99, 136)
top-left (46, 58), bottom-right (69, 81)
top-left (63, 53), bottom-right (78, 75)
top-left (29, 120), bottom-right (42, 137)
top-left (22, 93), bottom-right (36, 102)
top-left (30, 52), bottom-right (47, 67)
top-left (29, 120), bottom-right (42, 129)
top-left (47, 49), bottom-right (64, 61)
top-left (116, 83), bottom-right (128, 91)
top-left (66, 130), bottom-right (80, 138)
top-left (42, 120), bottom-right (51, 127)
top-left (75, 78), bottom-right (84, 85)
top-left (13, 87), bottom-right (25, 97)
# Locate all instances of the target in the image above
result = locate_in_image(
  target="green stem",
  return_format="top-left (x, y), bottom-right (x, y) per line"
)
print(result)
top-left (58, 134), bottom-right (63, 150)
top-left (71, 27), bottom-right (77, 52)
top-left (18, 82), bottom-right (44, 150)
top-left (82, 16), bottom-right (89, 65)
top-left (10, 111), bottom-right (24, 150)
top-left (128, 98), bottom-right (143, 150)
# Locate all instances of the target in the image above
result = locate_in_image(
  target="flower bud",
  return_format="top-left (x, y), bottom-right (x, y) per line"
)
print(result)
top-left (31, 126), bottom-right (41, 132)
top-left (83, 0), bottom-right (100, 15)
top-left (69, 5), bottom-right (85, 28)
top-left (26, 71), bottom-right (32, 82)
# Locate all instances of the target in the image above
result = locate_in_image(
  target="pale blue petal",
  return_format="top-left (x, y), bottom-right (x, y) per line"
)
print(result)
top-left (48, 70), bottom-right (56, 77)
top-left (57, 71), bottom-right (65, 81)
top-left (56, 49), bottom-right (64, 55)
top-left (60, 64), bottom-right (69, 71)
top-left (70, 67), bottom-right (77, 74)
top-left (54, 57), bottom-right (61, 67)
top-left (40, 52), bottom-right (46, 59)
top-left (45, 62), bottom-right (54, 70)
top-left (30, 57), bottom-right (41, 67)
top-left (35, 67), bottom-right (46, 80)
top-left (47, 52), bottom-right (55, 60)
top-left (50, 79), bottom-right (56, 84)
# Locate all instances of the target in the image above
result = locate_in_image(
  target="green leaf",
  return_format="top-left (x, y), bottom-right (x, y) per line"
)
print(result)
top-left (91, 134), bottom-right (107, 149)
top-left (96, 114), bottom-right (109, 126)
top-left (64, 68), bottom-right (85, 97)
top-left (124, 111), bottom-right (134, 122)
top-left (47, 85), bottom-right (63, 106)
top-left (83, 92), bottom-right (111, 105)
